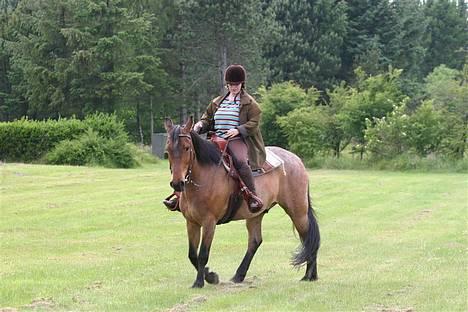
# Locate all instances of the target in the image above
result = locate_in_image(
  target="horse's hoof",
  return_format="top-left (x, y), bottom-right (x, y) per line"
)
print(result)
top-left (205, 271), bottom-right (219, 284)
top-left (230, 275), bottom-right (245, 283)
top-left (191, 280), bottom-right (204, 288)
top-left (301, 275), bottom-right (318, 281)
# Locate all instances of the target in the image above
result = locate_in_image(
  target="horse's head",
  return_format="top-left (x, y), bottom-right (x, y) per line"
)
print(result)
top-left (164, 116), bottom-right (194, 192)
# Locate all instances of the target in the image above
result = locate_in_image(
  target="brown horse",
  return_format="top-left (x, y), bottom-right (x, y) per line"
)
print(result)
top-left (164, 117), bottom-right (320, 288)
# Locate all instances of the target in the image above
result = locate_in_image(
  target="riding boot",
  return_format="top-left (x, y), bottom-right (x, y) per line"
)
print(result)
top-left (237, 166), bottom-right (263, 213)
top-left (163, 193), bottom-right (180, 211)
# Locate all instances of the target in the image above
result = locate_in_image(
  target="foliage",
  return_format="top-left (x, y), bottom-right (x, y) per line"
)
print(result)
top-left (340, 0), bottom-right (399, 80)
top-left (265, 0), bottom-right (347, 90)
top-left (0, 117), bottom-right (86, 162)
top-left (424, 65), bottom-right (467, 158)
top-left (46, 128), bottom-right (137, 168)
top-left (365, 100), bottom-right (464, 160)
top-left (0, 0), bottom-right (466, 157)
top-left (258, 81), bottom-right (319, 148)
top-left (277, 94), bottom-right (349, 159)
top-left (0, 113), bottom-right (130, 163)
top-left (423, 0), bottom-right (467, 75)
top-left (277, 106), bottom-right (330, 159)
top-left (364, 102), bottom-right (411, 159)
top-left (338, 67), bottom-right (405, 155)
top-left (391, 0), bottom-right (428, 79)
top-left (169, 0), bottom-right (272, 118)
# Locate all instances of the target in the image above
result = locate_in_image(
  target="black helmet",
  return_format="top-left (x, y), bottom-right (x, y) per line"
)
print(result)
top-left (225, 64), bottom-right (246, 84)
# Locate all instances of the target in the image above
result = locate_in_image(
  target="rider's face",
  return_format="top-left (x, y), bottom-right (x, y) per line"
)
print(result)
top-left (227, 82), bottom-right (242, 94)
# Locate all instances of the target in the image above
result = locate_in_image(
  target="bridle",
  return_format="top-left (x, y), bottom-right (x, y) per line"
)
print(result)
top-left (176, 132), bottom-right (201, 187)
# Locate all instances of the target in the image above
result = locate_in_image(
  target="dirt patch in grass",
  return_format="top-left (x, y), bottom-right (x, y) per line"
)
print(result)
top-left (166, 295), bottom-right (207, 312)
top-left (0, 307), bottom-right (18, 312)
top-left (22, 297), bottom-right (56, 310)
top-left (215, 276), bottom-right (259, 293)
top-left (365, 304), bottom-right (414, 312)
top-left (86, 280), bottom-right (103, 290)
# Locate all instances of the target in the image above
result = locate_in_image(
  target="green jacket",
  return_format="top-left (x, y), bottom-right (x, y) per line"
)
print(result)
top-left (198, 90), bottom-right (266, 170)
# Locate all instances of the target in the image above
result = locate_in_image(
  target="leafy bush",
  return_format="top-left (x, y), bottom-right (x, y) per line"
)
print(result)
top-left (46, 129), bottom-right (137, 168)
top-left (0, 113), bottom-right (129, 163)
top-left (0, 117), bottom-right (85, 162)
top-left (259, 81), bottom-right (319, 148)
top-left (365, 100), bottom-right (462, 159)
top-left (278, 106), bottom-right (332, 159)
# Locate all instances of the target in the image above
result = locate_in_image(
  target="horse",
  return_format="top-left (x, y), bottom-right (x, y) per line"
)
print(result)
top-left (164, 117), bottom-right (320, 288)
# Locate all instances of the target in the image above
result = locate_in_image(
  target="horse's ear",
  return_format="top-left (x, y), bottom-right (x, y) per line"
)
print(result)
top-left (164, 118), bottom-right (173, 132)
top-left (183, 116), bottom-right (193, 133)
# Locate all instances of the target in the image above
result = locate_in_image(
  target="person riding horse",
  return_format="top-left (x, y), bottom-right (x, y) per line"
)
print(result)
top-left (163, 64), bottom-right (266, 213)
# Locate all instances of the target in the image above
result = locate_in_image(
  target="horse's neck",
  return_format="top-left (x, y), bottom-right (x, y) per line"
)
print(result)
top-left (189, 160), bottom-right (228, 190)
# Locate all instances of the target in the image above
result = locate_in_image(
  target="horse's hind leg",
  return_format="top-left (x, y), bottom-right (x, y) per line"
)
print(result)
top-left (231, 214), bottom-right (264, 283)
top-left (289, 205), bottom-right (320, 281)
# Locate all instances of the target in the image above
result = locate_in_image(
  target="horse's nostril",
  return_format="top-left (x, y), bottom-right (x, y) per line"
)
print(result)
top-left (170, 181), bottom-right (174, 188)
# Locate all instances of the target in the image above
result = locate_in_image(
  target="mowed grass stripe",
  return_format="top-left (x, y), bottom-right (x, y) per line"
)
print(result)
top-left (1, 163), bottom-right (466, 311)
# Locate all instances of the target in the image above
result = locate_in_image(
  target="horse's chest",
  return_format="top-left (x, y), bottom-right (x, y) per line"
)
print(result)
top-left (180, 197), bottom-right (228, 224)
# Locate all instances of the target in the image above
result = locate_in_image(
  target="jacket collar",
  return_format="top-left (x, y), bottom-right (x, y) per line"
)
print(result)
top-left (214, 90), bottom-right (251, 107)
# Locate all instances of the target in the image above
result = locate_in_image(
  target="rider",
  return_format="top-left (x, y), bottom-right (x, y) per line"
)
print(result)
top-left (163, 64), bottom-right (266, 213)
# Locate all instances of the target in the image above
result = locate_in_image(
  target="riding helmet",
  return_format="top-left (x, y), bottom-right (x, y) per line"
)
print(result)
top-left (225, 64), bottom-right (246, 84)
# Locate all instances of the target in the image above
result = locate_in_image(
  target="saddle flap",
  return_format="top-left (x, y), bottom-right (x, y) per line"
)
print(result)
top-left (253, 149), bottom-right (285, 177)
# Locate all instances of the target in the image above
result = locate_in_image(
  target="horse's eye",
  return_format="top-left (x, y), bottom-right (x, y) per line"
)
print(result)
top-left (185, 147), bottom-right (190, 152)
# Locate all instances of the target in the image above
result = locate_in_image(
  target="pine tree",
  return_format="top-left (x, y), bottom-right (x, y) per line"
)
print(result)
top-left (5, 0), bottom-right (168, 123)
top-left (423, 0), bottom-right (467, 75)
top-left (265, 0), bottom-right (347, 90)
top-left (340, 0), bottom-right (399, 80)
top-left (391, 0), bottom-right (428, 80)
top-left (165, 0), bottom-right (272, 121)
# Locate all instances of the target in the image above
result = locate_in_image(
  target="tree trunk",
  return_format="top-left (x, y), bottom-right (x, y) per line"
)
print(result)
top-left (150, 96), bottom-right (154, 135)
top-left (180, 62), bottom-right (187, 123)
top-left (219, 44), bottom-right (227, 94)
top-left (137, 101), bottom-right (144, 145)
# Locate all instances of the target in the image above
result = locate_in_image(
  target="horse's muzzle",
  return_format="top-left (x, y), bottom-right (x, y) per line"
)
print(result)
top-left (170, 180), bottom-right (185, 192)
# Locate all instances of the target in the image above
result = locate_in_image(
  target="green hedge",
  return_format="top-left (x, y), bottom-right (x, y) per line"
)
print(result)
top-left (0, 113), bottom-right (129, 163)
top-left (46, 129), bottom-right (137, 168)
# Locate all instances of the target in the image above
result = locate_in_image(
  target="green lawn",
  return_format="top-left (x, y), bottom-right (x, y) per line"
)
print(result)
top-left (1, 162), bottom-right (466, 311)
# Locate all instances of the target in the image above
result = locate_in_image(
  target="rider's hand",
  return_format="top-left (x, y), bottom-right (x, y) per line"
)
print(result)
top-left (193, 121), bottom-right (203, 133)
top-left (225, 128), bottom-right (239, 138)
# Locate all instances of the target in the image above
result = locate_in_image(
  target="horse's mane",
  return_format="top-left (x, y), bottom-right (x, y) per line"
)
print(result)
top-left (190, 131), bottom-right (221, 166)
top-left (170, 125), bottom-right (221, 166)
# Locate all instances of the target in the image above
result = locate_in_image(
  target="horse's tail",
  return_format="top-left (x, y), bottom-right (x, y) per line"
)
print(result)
top-left (292, 185), bottom-right (320, 268)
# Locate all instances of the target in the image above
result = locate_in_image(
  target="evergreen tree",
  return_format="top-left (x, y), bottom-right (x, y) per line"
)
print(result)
top-left (5, 0), bottom-right (167, 125)
top-left (391, 0), bottom-right (428, 79)
top-left (265, 0), bottom-right (347, 90)
top-left (0, 0), bottom-right (18, 120)
top-left (169, 0), bottom-right (272, 121)
top-left (340, 0), bottom-right (399, 81)
top-left (423, 0), bottom-right (467, 74)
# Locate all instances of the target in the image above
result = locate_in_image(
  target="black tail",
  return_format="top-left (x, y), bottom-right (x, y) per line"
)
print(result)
top-left (292, 186), bottom-right (320, 268)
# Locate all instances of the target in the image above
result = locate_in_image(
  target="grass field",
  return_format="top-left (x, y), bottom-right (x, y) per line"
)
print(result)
top-left (1, 162), bottom-right (467, 311)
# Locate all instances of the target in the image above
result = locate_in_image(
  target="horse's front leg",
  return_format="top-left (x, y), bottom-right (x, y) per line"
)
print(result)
top-left (186, 221), bottom-right (201, 271)
top-left (187, 220), bottom-right (219, 288)
top-left (192, 219), bottom-right (217, 288)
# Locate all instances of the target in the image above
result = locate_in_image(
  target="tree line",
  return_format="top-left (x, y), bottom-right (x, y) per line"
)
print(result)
top-left (0, 0), bottom-right (466, 151)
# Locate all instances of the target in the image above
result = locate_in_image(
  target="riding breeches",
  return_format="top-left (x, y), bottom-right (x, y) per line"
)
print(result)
top-left (227, 137), bottom-right (257, 193)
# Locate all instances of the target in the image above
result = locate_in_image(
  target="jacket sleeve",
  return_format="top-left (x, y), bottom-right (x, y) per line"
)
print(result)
top-left (198, 99), bottom-right (218, 134)
top-left (237, 98), bottom-right (262, 138)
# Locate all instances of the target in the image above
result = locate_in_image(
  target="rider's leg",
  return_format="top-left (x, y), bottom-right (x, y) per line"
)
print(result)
top-left (228, 138), bottom-right (263, 213)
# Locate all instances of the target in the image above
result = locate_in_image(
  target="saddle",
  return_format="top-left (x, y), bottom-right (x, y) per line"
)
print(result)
top-left (210, 133), bottom-right (284, 200)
